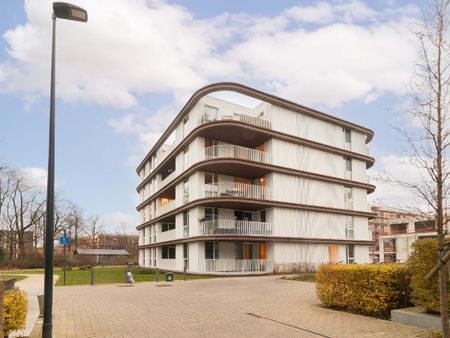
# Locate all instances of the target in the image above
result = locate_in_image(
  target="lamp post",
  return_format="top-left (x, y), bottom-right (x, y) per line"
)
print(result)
top-left (43, 3), bottom-right (87, 338)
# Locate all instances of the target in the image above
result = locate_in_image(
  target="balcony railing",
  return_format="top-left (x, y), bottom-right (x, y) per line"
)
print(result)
top-left (204, 259), bottom-right (272, 273)
top-left (204, 182), bottom-right (270, 200)
top-left (199, 111), bottom-right (271, 130)
top-left (204, 144), bottom-right (269, 164)
top-left (200, 220), bottom-right (273, 236)
top-left (380, 228), bottom-right (436, 236)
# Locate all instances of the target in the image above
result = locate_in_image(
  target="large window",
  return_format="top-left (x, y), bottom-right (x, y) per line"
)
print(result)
top-left (183, 211), bottom-right (189, 237)
top-left (161, 222), bottom-right (175, 232)
top-left (183, 179), bottom-right (189, 203)
top-left (205, 241), bottom-right (219, 259)
top-left (162, 246), bottom-right (176, 259)
top-left (234, 210), bottom-right (252, 221)
top-left (205, 208), bottom-right (218, 221)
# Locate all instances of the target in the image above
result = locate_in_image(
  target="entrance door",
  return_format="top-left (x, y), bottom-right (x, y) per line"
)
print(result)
top-left (328, 245), bottom-right (339, 263)
top-left (259, 242), bottom-right (267, 260)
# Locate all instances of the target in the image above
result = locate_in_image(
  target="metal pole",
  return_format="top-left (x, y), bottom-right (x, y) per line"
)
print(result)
top-left (155, 267), bottom-right (159, 282)
top-left (63, 228), bottom-right (66, 286)
top-left (90, 268), bottom-right (94, 286)
top-left (43, 13), bottom-right (56, 338)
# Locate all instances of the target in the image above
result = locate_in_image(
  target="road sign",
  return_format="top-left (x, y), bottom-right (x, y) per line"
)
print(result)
top-left (60, 236), bottom-right (69, 246)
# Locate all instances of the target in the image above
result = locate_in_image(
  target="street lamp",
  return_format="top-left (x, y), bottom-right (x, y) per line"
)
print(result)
top-left (43, 3), bottom-right (87, 338)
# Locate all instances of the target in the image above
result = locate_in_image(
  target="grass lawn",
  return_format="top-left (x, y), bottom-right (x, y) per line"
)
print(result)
top-left (54, 267), bottom-right (211, 286)
top-left (0, 267), bottom-right (211, 286)
top-left (0, 275), bottom-right (28, 282)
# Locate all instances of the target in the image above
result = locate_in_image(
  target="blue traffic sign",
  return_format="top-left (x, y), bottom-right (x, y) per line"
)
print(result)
top-left (60, 236), bottom-right (70, 246)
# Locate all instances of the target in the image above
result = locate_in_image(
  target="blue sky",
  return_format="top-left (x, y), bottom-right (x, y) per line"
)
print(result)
top-left (0, 0), bottom-right (427, 231)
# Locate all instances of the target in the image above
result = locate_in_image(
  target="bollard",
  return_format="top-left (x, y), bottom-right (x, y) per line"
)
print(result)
top-left (90, 268), bottom-right (94, 286)
top-left (184, 264), bottom-right (187, 281)
top-left (155, 267), bottom-right (159, 282)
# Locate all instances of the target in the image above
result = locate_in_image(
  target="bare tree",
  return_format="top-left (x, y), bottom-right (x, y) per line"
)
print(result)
top-left (3, 169), bottom-right (45, 258)
top-left (66, 204), bottom-right (84, 253)
top-left (85, 215), bottom-right (104, 249)
top-left (391, 1), bottom-right (450, 335)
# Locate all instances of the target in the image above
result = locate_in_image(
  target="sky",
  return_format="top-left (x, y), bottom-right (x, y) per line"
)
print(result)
top-left (0, 0), bottom-right (433, 232)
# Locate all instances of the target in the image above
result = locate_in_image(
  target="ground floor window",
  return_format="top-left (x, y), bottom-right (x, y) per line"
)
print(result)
top-left (162, 245), bottom-right (176, 259)
top-left (346, 244), bottom-right (355, 264)
top-left (205, 241), bottom-right (219, 259)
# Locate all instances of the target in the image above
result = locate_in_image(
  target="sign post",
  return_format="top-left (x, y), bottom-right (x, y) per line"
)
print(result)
top-left (59, 231), bottom-right (69, 286)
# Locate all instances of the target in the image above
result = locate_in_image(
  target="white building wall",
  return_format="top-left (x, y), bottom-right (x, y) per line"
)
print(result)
top-left (272, 208), bottom-right (346, 239)
top-left (268, 139), bottom-right (348, 179)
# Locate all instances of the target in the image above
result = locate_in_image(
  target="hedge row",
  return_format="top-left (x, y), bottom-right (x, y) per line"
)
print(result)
top-left (316, 264), bottom-right (411, 319)
top-left (3, 289), bottom-right (27, 337)
top-left (408, 238), bottom-right (450, 313)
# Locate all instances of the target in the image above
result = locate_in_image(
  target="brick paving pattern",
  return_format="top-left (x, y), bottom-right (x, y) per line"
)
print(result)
top-left (46, 276), bottom-right (427, 337)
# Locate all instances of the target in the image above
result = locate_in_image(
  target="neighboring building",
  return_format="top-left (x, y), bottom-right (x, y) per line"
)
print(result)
top-left (378, 216), bottom-right (437, 263)
top-left (136, 82), bottom-right (375, 274)
top-left (73, 248), bottom-right (129, 265)
top-left (76, 233), bottom-right (139, 259)
top-left (368, 206), bottom-right (412, 262)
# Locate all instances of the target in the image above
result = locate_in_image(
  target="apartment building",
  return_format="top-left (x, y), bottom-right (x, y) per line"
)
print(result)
top-left (136, 82), bottom-right (375, 274)
top-left (369, 206), bottom-right (412, 262)
top-left (378, 216), bottom-right (437, 263)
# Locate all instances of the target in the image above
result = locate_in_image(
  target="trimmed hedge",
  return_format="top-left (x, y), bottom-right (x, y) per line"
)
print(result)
top-left (408, 238), bottom-right (450, 313)
top-left (3, 289), bottom-right (27, 337)
top-left (316, 264), bottom-right (411, 319)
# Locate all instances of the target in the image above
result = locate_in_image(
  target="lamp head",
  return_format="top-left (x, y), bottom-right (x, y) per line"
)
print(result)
top-left (53, 2), bottom-right (88, 22)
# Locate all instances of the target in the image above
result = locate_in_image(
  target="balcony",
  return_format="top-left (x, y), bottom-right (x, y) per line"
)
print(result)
top-left (200, 220), bottom-right (273, 236)
top-left (204, 144), bottom-right (269, 164)
top-left (204, 182), bottom-right (270, 200)
top-left (204, 259), bottom-right (272, 273)
top-left (199, 111), bottom-right (271, 130)
top-left (157, 199), bottom-right (176, 217)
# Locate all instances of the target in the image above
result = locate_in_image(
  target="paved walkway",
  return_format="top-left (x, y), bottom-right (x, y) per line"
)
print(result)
top-left (12, 274), bottom-right (58, 338)
top-left (32, 276), bottom-right (428, 337)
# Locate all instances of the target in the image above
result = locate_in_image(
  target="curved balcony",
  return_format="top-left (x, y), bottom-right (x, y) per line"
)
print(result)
top-left (204, 182), bottom-right (270, 200)
top-left (199, 111), bottom-right (271, 130)
top-left (200, 220), bottom-right (273, 236)
top-left (204, 144), bottom-right (269, 164)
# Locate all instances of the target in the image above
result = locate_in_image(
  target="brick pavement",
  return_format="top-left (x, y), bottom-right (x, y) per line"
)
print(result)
top-left (41, 276), bottom-right (427, 337)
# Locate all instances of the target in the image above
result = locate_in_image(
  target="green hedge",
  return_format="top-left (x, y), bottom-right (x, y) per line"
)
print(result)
top-left (408, 238), bottom-right (450, 313)
top-left (316, 264), bottom-right (411, 318)
top-left (3, 289), bottom-right (27, 337)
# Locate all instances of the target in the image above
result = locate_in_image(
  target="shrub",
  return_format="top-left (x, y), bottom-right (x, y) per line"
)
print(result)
top-left (408, 238), bottom-right (450, 313)
top-left (273, 262), bottom-right (318, 274)
top-left (3, 289), bottom-right (27, 337)
top-left (316, 264), bottom-right (411, 319)
top-left (130, 267), bottom-right (156, 274)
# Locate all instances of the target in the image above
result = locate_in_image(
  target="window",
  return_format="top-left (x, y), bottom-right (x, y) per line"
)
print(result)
top-left (234, 210), bottom-right (252, 221)
top-left (205, 173), bottom-right (218, 184)
top-left (205, 241), bottom-right (219, 259)
top-left (345, 157), bottom-right (352, 171)
top-left (346, 244), bottom-right (355, 264)
top-left (161, 222), bottom-right (175, 232)
top-left (204, 105), bottom-right (218, 122)
top-left (344, 128), bottom-right (351, 143)
top-left (183, 211), bottom-right (189, 237)
top-left (205, 208), bottom-right (218, 221)
top-left (183, 179), bottom-right (189, 203)
top-left (345, 186), bottom-right (353, 201)
top-left (183, 243), bottom-right (189, 270)
top-left (346, 216), bottom-right (354, 239)
top-left (183, 146), bottom-right (189, 169)
top-left (260, 210), bottom-right (266, 223)
top-left (162, 245), bottom-right (176, 259)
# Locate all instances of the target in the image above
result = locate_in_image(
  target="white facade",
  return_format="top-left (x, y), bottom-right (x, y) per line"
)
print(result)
top-left (136, 83), bottom-right (374, 274)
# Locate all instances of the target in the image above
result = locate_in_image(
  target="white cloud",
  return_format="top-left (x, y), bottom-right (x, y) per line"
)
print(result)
top-left (0, 0), bottom-right (420, 111)
top-left (99, 211), bottom-right (137, 233)
top-left (368, 154), bottom-right (434, 211)
top-left (19, 167), bottom-right (48, 192)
